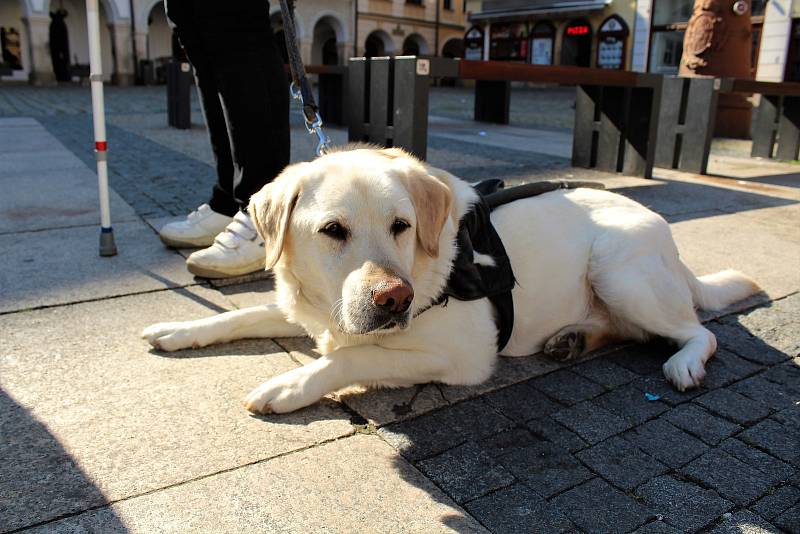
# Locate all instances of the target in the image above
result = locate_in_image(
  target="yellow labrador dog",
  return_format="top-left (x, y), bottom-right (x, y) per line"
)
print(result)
top-left (142, 146), bottom-right (759, 414)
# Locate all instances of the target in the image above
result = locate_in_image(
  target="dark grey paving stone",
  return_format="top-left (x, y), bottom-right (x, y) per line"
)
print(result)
top-left (631, 375), bottom-right (706, 406)
top-left (525, 416), bottom-right (588, 453)
top-left (593, 384), bottom-right (670, 426)
top-left (551, 478), bottom-right (654, 533)
top-left (483, 382), bottom-right (562, 422)
top-left (632, 521), bottom-right (682, 534)
top-left (762, 361), bottom-right (800, 386)
top-left (733, 374), bottom-right (800, 410)
top-left (497, 441), bottom-right (593, 498)
top-left (695, 388), bottom-right (773, 425)
top-left (623, 419), bottom-right (709, 468)
top-left (682, 448), bottom-right (776, 505)
top-left (773, 502), bottom-right (800, 534)
top-left (773, 403), bottom-right (800, 430)
top-left (463, 484), bottom-right (576, 534)
top-left (478, 427), bottom-right (540, 458)
top-left (571, 358), bottom-right (639, 389)
top-left (752, 485), bottom-right (800, 520)
top-left (720, 438), bottom-right (795, 483)
top-left (708, 510), bottom-right (779, 534)
top-left (739, 419), bottom-right (800, 468)
top-left (662, 404), bottom-right (742, 445)
top-left (636, 475), bottom-right (734, 531)
top-left (552, 401), bottom-right (633, 445)
top-left (607, 340), bottom-right (675, 376)
top-left (416, 441), bottom-right (515, 504)
top-left (707, 322), bottom-right (791, 365)
top-left (576, 436), bottom-right (668, 491)
top-left (378, 399), bottom-right (514, 461)
top-left (529, 369), bottom-right (606, 406)
top-left (702, 348), bottom-right (764, 389)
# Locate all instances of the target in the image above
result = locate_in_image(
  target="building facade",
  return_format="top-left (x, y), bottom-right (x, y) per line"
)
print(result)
top-left (0, 0), bottom-right (355, 85)
top-left (355, 0), bottom-right (468, 58)
top-left (465, 0), bottom-right (800, 80)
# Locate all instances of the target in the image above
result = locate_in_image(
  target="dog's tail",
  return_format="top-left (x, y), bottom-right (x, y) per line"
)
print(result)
top-left (683, 264), bottom-right (761, 311)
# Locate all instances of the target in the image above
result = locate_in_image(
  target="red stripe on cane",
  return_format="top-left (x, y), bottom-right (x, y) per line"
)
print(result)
top-left (95, 141), bottom-right (108, 151)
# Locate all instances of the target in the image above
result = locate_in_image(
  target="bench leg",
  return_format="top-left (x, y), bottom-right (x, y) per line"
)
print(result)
top-left (776, 96), bottom-right (800, 161)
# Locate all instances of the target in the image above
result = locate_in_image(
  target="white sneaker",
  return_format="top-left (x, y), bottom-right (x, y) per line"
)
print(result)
top-left (185, 211), bottom-right (266, 278)
top-left (159, 204), bottom-right (233, 248)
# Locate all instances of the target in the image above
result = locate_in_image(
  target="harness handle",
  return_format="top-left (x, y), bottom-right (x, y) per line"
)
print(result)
top-left (278, 0), bottom-right (331, 156)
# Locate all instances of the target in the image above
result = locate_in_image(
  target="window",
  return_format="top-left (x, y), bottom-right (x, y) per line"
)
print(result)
top-left (444, 0), bottom-right (453, 10)
top-left (406, 0), bottom-right (423, 5)
top-left (529, 22), bottom-right (555, 65)
top-left (596, 15), bottom-right (628, 70)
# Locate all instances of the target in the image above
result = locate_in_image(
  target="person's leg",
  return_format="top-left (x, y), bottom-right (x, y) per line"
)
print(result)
top-left (184, 2), bottom-right (291, 277)
top-left (159, 2), bottom-right (236, 248)
top-left (205, 11), bottom-right (290, 210)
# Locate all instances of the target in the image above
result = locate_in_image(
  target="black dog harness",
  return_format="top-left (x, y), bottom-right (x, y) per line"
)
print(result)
top-left (418, 179), bottom-right (604, 352)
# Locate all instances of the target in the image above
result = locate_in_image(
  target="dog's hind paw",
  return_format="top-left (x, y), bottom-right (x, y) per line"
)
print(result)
top-left (544, 330), bottom-right (586, 361)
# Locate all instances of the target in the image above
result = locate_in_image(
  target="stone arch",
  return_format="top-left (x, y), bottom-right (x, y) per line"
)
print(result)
top-left (25, 0), bottom-right (122, 21)
top-left (441, 37), bottom-right (463, 58)
top-left (402, 33), bottom-right (429, 56)
top-left (311, 15), bottom-right (344, 65)
top-left (135, 0), bottom-right (164, 31)
top-left (364, 29), bottom-right (394, 57)
top-left (144, 0), bottom-right (170, 60)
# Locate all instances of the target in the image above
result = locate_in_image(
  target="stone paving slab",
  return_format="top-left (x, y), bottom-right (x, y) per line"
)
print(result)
top-left (27, 434), bottom-right (486, 534)
top-left (0, 220), bottom-right (198, 313)
top-left (0, 288), bottom-right (354, 531)
top-left (670, 205), bottom-right (800, 302)
top-left (0, 167), bottom-right (137, 234)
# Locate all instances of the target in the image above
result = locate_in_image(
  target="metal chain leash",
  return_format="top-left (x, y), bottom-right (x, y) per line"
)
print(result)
top-left (278, 0), bottom-right (332, 156)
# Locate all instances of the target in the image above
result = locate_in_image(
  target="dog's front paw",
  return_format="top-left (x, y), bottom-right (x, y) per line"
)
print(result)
top-left (243, 368), bottom-right (321, 414)
top-left (141, 321), bottom-right (204, 352)
top-left (662, 354), bottom-right (706, 391)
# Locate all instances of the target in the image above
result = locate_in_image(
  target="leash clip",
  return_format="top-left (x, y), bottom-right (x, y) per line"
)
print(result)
top-left (290, 82), bottom-right (331, 156)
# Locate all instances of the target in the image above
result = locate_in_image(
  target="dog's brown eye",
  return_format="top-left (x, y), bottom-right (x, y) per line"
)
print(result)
top-left (391, 219), bottom-right (410, 236)
top-left (320, 222), bottom-right (348, 241)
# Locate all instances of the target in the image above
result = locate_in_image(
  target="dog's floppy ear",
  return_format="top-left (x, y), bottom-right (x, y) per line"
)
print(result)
top-left (248, 165), bottom-right (303, 269)
top-left (400, 168), bottom-right (453, 258)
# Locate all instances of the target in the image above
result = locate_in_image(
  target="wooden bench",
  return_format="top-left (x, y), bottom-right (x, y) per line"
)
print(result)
top-left (346, 58), bottom-right (662, 178)
top-left (720, 78), bottom-right (800, 161)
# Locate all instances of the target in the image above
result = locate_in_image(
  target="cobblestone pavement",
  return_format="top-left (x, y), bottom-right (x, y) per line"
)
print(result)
top-left (377, 294), bottom-right (800, 533)
top-left (1, 86), bottom-right (798, 533)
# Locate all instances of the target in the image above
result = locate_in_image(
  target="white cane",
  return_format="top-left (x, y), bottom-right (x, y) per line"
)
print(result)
top-left (86, 0), bottom-right (117, 256)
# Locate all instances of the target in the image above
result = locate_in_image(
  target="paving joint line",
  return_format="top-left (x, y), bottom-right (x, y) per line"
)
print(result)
top-left (7, 431), bottom-right (362, 534)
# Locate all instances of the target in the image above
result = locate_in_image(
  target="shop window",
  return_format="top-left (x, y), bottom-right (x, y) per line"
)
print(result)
top-left (597, 15), bottom-right (628, 69)
top-left (490, 22), bottom-right (528, 61)
top-left (529, 22), bottom-right (555, 65)
top-left (464, 25), bottom-right (484, 60)
top-left (652, 0), bottom-right (693, 26)
top-left (561, 19), bottom-right (592, 67)
top-left (649, 30), bottom-right (684, 74)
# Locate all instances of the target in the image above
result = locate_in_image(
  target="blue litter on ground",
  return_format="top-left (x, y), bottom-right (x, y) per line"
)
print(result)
top-left (644, 392), bottom-right (661, 401)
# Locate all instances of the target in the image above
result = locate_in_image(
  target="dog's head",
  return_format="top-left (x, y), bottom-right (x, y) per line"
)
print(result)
top-left (248, 146), bottom-right (454, 336)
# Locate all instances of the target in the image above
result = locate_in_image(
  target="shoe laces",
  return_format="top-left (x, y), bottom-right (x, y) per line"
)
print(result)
top-left (215, 211), bottom-right (258, 249)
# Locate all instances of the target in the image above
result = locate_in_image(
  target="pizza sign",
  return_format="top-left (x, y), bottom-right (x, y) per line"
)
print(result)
top-left (566, 25), bottom-right (590, 36)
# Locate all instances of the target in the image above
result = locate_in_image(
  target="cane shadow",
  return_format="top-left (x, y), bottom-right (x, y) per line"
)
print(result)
top-left (0, 389), bottom-right (129, 532)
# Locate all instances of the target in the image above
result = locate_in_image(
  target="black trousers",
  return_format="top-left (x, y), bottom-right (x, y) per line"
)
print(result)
top-left (165, 0), bottom-right (290, 216)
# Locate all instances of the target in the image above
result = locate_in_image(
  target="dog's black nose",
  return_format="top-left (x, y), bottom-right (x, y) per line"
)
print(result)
top-left (372, 280), bottom-right (414, 314)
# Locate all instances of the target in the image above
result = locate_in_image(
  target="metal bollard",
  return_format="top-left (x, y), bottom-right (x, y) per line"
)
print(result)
top-left (167, 59), bottom-right (192, 129)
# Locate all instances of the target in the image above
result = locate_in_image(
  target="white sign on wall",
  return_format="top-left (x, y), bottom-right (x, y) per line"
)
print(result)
top-left (530, 37), bottom-right (552, 65)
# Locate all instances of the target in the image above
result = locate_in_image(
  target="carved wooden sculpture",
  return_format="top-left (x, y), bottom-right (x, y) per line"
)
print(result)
top-left (680, 0), bottom-right (753, 138)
